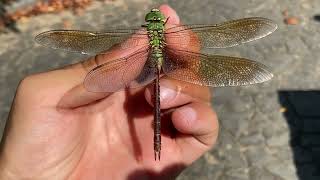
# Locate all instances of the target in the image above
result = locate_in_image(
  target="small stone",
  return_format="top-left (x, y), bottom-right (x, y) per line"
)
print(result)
top-left (74, 8), bottom-right (85, 16)
top-left (285, 17), bottom-right (299, 25)
top-left (19, 16), bottom-right (29, 24)
top-left (279, 107), bottom-right (287, 113)
top-left (240, 133), bottom-right (265, 145)
top-left (265, 160), bottom-right (298, 180)
top-left (282, 9), bottom-right (288, 17)
top-left (250, 167), bottom-right (281, 180)
top-left (226, 144), bottom-right (232, 150)
top-left (63, 20), bottom-right (72, 29)
top-left (266, 132), bottom-right (289, 147)
top-left (225, 168), bottom-right (249, 180)
top-left (204, 153), bottom-right (219, 165)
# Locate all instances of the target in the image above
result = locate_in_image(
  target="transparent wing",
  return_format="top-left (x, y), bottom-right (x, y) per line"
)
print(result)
top-left (84, 47), bottom-right (157, 92)
top-left (165, 17), bottom-right (277, 50)
top-left (163, 48), bottom-right (273, 87)
top-left (35, 28), bottom-right (149, 55)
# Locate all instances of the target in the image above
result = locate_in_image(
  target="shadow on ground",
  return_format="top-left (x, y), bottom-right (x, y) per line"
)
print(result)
top-left (313, 15), bottom-right (320, 22)
top-left (127, 163), bottom-right (185, 180)
top-left (278, 91), bottom-right (320, 180)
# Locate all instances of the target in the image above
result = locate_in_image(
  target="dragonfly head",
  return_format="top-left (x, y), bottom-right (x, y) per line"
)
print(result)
top-left (145, 8), bottom-right (166, 23)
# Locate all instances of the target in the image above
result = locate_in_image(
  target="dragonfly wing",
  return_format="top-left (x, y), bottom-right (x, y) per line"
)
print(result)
top-left (165, 17), bottom-right (277, 50)
top-left (84, 47), bottom-right (156, 92)
top-left (35, 28), bottom-right (149, 55)
top-left (163, 48), bottom-right (273, 87)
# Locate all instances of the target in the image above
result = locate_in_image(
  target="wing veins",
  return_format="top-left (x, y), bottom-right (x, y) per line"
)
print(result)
top-left (164, 17), bottom-right (277, 49)
top-left (163, 48), bottom-right (273, 87)
top-left (84, 47), bottom-right (152, 92)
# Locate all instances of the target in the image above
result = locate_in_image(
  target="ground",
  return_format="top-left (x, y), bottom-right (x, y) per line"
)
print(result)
top-left (1, 0), bottom-right (320, 179)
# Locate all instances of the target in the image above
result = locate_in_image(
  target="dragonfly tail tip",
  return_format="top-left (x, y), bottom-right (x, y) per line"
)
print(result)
top-left (154, 151), bottom-right (161, 161)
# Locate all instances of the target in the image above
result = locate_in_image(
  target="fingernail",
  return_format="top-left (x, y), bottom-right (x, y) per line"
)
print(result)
top-left (178, 107), bottom-right (197, 123)
top-left (160, 86), bottom-right (177, 103)
top-left (159, 4), bottom-right (180, 24)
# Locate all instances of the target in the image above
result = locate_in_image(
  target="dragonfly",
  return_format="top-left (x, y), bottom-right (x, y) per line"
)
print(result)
top-left (35, 8), bottom-right (277, 161)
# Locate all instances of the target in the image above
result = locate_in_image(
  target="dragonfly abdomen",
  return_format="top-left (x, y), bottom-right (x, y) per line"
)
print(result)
top-left (148, 27), bottom-right (164, 160)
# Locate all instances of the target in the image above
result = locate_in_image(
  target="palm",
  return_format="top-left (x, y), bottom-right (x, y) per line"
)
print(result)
top-left (5, 87), bottom-right (184, 179)
top-left (64, 90), bottom-right (184, 179)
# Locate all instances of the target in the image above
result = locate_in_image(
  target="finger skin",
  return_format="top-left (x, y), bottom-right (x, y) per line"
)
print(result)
top-left (172, 102), bottom-right (219, 164)
top-left (159, 4), bottom-right (180, 24)
top-left (144, 78), bottom-right (211, 109)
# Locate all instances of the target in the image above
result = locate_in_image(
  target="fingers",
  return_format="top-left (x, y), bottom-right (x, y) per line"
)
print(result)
top-left (57, 84), bottom-right (111, 108)
top-left (159, 4), bottom-right (180, 24)
top-left (145, 76), bottom-right (216, 164)
top-left (145, 78), bottom-right (211, 109)
top-left (172, 102), bottom-right (218, 141)
top-left (15, 67), bottom-right (86, 107)
top-left (172, 102), bottom-right (219, 164)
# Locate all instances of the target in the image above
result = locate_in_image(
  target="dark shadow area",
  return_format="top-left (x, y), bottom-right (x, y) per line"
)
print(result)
top-left (278, 91), bottom-right (320, 180)
top-left (127, 163), bottom-right (185, 180)
top-left (124, 89), bottom-right (151, 162)
top-left (313, 15), bottom-right (320, 22)
top-left (123, 87), bottom-right (179, 162)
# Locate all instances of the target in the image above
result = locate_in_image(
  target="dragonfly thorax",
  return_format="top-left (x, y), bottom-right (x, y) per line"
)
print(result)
top-left (143, 9), bottom-right (166, 50)
top-left (145, 9), bottom-right (166, 51)
top-left (146, 21), bottom-right (165, 67)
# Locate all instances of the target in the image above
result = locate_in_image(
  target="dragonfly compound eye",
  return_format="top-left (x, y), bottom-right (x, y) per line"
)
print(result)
top-left (145, 9), bottom-right (166, 22)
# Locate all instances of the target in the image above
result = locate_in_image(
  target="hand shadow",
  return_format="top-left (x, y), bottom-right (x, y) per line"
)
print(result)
top-left (127, 163), bottom-right (186, 180)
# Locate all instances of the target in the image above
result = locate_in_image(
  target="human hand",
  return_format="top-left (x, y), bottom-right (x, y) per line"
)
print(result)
top-left (0, 4), bottom-right (218, 180)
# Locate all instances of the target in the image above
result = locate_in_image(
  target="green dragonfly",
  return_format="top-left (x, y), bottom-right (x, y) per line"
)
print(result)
top-left (35, 8), bottom-right (277, 161)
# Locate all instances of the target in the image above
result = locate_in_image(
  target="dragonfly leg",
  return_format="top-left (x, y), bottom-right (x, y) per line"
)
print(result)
top-left (164, 17), bottom-right (170, 25)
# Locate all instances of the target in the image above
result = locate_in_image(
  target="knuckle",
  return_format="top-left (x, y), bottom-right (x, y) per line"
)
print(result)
top-left (16, 74), bottom-right (42, 99)
top-left (18, 75), bottom-right (35, 91)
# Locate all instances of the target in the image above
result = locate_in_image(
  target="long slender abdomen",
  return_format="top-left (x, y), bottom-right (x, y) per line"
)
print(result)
top-left (153, 63), bottom-right (161, 161)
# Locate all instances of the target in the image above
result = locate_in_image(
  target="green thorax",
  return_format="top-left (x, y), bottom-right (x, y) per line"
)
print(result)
top-left (144, 8), bottom-right (166, 66)
top-left (144, 9), bottom-right (166, 49)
